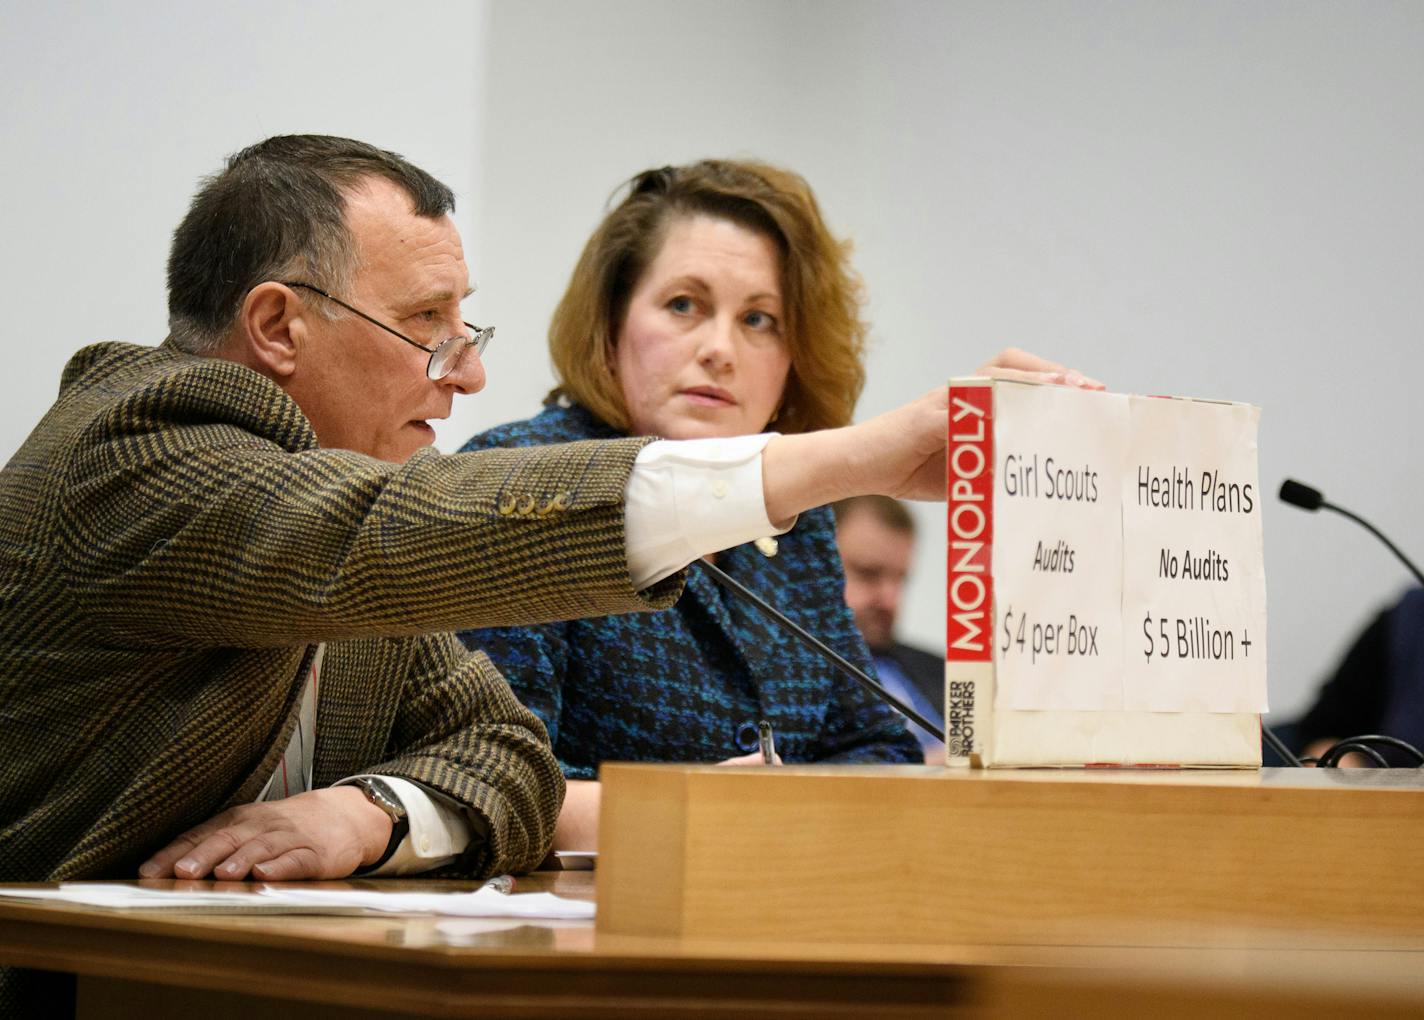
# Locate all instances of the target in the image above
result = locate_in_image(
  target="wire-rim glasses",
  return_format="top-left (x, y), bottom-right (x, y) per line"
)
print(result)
top-left (282, 281), bottom-right (494, 381)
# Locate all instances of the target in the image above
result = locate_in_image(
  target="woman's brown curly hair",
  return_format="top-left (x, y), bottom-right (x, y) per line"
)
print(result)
top-left (548, 159), bottom-right (867, 434)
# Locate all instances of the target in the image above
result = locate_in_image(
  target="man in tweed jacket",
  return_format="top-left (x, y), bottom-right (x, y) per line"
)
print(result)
top-left (0, 135), bottom-right (957, 902)
top-left (0, 137), bottom-right (693, 891)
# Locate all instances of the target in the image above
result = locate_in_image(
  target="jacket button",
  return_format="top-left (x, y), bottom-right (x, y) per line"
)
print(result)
top-left (538, 491), bottom-right (571, 517)
top-left (497, 495), bottom-right (516, 516)
top-left (517, 495), bottom-right (537, 516)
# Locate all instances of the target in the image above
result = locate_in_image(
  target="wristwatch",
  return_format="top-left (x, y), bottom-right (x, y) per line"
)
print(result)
top-left (351, 777), bottom-right (410, 870)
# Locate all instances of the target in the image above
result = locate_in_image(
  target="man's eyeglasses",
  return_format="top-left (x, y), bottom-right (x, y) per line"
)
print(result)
top-left (283, 281), bottom-right (494, 381)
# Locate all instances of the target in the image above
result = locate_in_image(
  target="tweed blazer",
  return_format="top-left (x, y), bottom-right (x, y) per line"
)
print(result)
top-left (0, 342), bottom-right (681, 884)
top-left (458, 401), bottom-right (921, 778)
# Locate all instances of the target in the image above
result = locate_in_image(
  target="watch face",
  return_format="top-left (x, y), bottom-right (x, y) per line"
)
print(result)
top-left (361, 778), bottom-right (406, 821)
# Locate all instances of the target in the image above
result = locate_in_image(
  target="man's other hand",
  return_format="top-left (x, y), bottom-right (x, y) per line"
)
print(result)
top-left (138, 786), bottom-right (392, 881)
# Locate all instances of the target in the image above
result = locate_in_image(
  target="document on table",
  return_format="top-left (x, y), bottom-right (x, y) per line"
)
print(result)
top-left (0, 880), bottom-right (593, 919)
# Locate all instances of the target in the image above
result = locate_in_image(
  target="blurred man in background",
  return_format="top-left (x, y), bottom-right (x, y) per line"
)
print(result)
top-left (834, 496), bottom-right (945, 761)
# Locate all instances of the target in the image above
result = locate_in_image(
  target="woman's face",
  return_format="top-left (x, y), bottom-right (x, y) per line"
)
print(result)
top-left (613, 215), bottom-right (792, 439)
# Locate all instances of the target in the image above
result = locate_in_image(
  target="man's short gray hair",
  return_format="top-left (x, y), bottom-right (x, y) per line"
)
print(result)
top-left (166, 135), bottom-right (456, 354)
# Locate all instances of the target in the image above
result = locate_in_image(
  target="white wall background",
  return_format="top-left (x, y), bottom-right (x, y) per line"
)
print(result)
top-left (0, 0), bottom-right (489, 451)
top-left (4, 1), bottom-right (1421, 722)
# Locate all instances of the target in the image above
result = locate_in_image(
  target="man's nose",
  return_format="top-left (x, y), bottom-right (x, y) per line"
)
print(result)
top-left (443, 345), bottom-right (486, 395)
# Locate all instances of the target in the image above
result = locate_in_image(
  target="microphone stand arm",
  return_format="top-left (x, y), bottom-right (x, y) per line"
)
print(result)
top-left (1320, 501), bottom-right (1424, 587)
top-left (696, 559), bottom-right (947, 743)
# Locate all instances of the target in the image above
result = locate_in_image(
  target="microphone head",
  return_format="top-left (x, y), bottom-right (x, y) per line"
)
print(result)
top-left (1279, 478), bottom-right (1324, 511)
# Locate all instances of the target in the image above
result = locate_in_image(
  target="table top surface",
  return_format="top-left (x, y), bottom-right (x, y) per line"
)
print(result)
top-left (602, 763), bottom-right (1424, 791)
top-left (3, 872), bottom-right (1423, 983)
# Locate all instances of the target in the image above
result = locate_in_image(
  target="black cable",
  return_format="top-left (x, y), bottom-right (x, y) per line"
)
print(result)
top-left (1360, 734), bottom-right (1424, 765)
top-left (1318, 734), bottom-right (1424, 768)
top-left (1318, 741), bottom-right (1390, 769)
top-left (1261, 724), bottom-right (1303, 767)
top-left (696, 559), bottom-right (947, 742)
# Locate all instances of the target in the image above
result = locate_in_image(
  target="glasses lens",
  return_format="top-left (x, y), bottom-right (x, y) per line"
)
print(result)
top-left (428, 329), bottom-right (493, 379)
top-left (428, 338), bottom-right (462, 380)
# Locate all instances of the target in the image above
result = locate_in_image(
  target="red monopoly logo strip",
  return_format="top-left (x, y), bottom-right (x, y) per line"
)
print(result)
top-left (947, 385), bottom-right (993, 663)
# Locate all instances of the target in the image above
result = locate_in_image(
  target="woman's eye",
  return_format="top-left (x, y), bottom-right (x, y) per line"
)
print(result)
top-left (744, 310), bottom-right (778, 332)
top-left (667, 296), bottom-right (695, 314)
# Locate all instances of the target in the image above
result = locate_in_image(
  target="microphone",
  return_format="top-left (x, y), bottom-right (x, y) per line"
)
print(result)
top-left (1278, 478), bottom-right (1424, 587)
top-left (695, 559), bottom-right (947, 743)
top-left (1278, 479), bottom-right (1322, 511)
top-left (1276, 478), bottom-right (1424, 769)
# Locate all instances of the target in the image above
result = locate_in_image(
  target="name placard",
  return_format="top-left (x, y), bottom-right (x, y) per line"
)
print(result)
top-left (945, 379), bottom-right (1267, 768)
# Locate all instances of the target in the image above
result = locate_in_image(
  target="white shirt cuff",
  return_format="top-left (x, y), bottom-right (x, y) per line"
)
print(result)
top-left (624, 433), bottom-right (794, 590)
top-left (337, 774), bottom-right (476, 877)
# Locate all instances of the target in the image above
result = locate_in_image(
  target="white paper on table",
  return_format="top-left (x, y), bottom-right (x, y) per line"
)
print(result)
top-left (1120, 396), bottom-right (1268, 713)
top-left (0, 885), bottom-right (266, 911)
top-left (263, 886), bottom-right (593, 919)
top-left (0, 881), bottom-right (594, 920)
top-left (992, 383), bottom-right (1128, 711)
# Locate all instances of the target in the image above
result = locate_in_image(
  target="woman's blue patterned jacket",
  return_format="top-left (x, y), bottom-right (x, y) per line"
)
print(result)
top-left (457, 400), bottom-right (922, 778)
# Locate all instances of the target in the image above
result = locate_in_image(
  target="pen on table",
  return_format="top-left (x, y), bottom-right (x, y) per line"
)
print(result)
top-left (758, 719), bottom-right (777, 765)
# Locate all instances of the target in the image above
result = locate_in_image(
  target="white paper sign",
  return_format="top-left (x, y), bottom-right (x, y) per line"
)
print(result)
top-left (1121, 397), bottom-right (1268, 712)
top-left (989, 383), bottom-right (1268, 715)
top-left (992, 384), bottom-right (1127, 711)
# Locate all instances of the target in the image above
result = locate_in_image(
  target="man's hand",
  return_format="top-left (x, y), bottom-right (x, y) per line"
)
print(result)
top-left (762, 388), bottom-right (949, 520)
top-left (138, 786), bottom-right (392, 881)
top-left (762, 348), bottom-right (1104, 522)
top-left (975, 347), bottom-right (1104, 389)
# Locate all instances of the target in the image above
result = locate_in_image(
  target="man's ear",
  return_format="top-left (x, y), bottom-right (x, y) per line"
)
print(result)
top-left (234, 282), bottom-right (306, 380)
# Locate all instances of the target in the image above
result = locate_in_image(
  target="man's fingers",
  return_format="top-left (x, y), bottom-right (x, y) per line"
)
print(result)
top-left (251, 846), bottom-right (323, 882)
top-left (978, 366), bottom-right (1104, 389)
top-left (978, 347), bottom-right (1065, 374)
top-left (139, 820), bottom-right (230, 878)
top-left (139, 841), bottom-right (190, 878)
top-left (974, 348), bottom-right (1104, 390)
top-left (135, 788), bottom-right (381, 883)
top-left (171, 827), bottom-right (249, 879)
top-left (211, 832), bottom-right (289, 880)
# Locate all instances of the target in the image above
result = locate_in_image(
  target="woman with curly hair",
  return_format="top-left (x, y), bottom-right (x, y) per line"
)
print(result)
top-left (459, 159), bottom-right (1093, 849)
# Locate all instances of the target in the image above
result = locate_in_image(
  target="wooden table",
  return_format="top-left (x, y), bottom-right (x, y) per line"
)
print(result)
top-left (599, 765), bottom-right (1424, 948)
top-left (3, 871), bottom-right (1424, 1018)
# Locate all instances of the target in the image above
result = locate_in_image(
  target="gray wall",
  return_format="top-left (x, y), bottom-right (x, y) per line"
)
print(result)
top-left (476, 1), bottom-right (1424, 723)
top-left (0, 0), bottom-right (489, 450)
top-left (5, 1), bottom-right (1421, 721)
